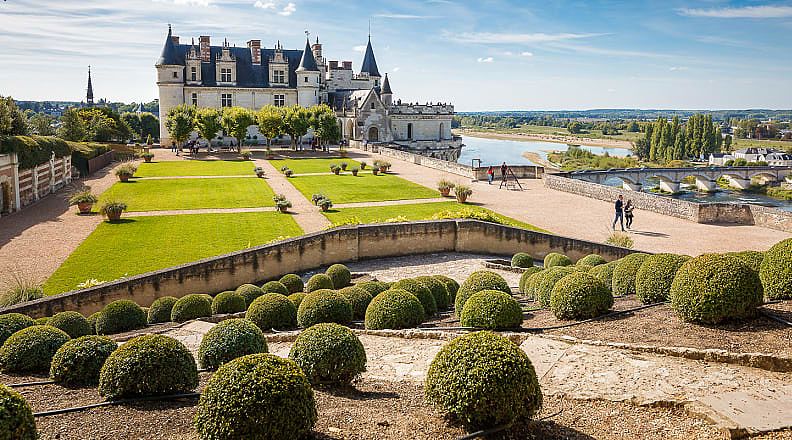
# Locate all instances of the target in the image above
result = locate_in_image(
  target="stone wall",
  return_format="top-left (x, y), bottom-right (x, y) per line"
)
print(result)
top-left (2, 220), bottom-right (634, 318)
top-left (373, 147), bottom-right (543, 181)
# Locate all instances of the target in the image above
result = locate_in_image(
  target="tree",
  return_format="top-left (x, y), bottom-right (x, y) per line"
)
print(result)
top-left (194, 108), bottom-right (223, 146)
top-left (0, 96), bottom-right (28, 136)
top-left (283, 105), bottom-right (310, 150)
top-left (139, 113), bottom-right (160, 141)
top-left (723, 134), bottom-right (733, 151)
top-left (626, 121), bottom-right (640, 132)
top-left (256, 105), bottom-right (284, 147)
top-left (80, 109), bottom-right (118, 142)
top-left (309, 104), bottom-right (340, 148)
top-left (221, 107), bottom-right (256, 152)
top-left (57, 108), bottom-right (87, 141)
top-left (567, 121), bottom-right (583, 134)
top-left (165, 104), bottom-right (196, 148)
top-left (121, 112), bottom-right (142, 139)
top-left (28, 112), bottom-right (55, 136)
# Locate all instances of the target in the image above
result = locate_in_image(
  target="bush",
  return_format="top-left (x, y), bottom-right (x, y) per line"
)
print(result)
top-left (550, 273), bottom-right (614, 320)
top-left (339, 286), bottom-right (373, 320)
top-left (49, 335), bottom-right (117, 386)
top-left (99, 334), bottom-right (198, 400)
top-left (364, 289), bottom-right (425, 330)
top-left (425, 331), bottom-right (542, 431)
top-left (415, 276), bottom-right (450, 310)
top-left (518, 267), bottom-right (544, 295)
top-left (326, 264), bottom-right (352, 288)
top-left (393, 279), bottom-right (437, 317)
top-left (460, 291), bottom-right (523, 330)
top-left (670, 254), bottom-right (763, 324)
top-left (289, 323), bottom-right (366, 385)
top-left (760, 238), bottom-right (792, 300)
top-left (305, 274), bottom-right (334, 292)
top-left (535, 266), bottom-right (576, 307)
top-left (261, 281), bottom-right (289, 295)
top-left (194, 354), bottom-right (317, 440)
top-left (356, 281), bottom-right (389, 297)
top-left (170, 294), bottom-right (212, 322)
top-left (279, 274), bottom-right (304, 294)
top-left (211, 291), bottom-right (246, 315)
top-left (95, 300), bottom-right (147, 335)
top-left (455, 271), bottom-right (510, 315)
top-left (511, 252), bottom-right (534, 268)
top-left (612, 253), bottom-right (650, 296)
top-left (0, 384), bottom-right (37, 440)
top-left (577, 254), bottom-right (607, 267)
top-left (87, 312), bottom-right (101, 334)
top-left (34, 317), bottom-right (49, 326)
top-left (147, 296), bottom-right (177, 324)
top-left (635, 254), bottom-right (689, 304)
top-left (48, 311), bottom-right (91, 338)
top-left (0, 325), bottom-right (70, 373)
top-left (236, 283), bottom-right (264, 307)
top-left (727, 251), bottom-right (765, 273)
top-left (197, 319), bottom-right (267, 370)
top-left (288, 292), bottom-right (306, 309)
top-left (297, 290), bottom-right (353, 328)
top-left (543, 252), bottom-right (572, 268)
top-left (574, 264), bottom-right (593, 272)
top-left (0, 313), bottom-right (34, 346)
top-left (433, 275), bottom-right (460, 302)
top-left (246, 293), bottom-right (297, 331)
top-left (589, 260), bottom-right (618, 288)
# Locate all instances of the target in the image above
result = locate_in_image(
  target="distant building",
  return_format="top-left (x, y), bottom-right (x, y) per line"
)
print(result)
top-left (733, 148), bottom-right (775, 162)
top-left (708, 152), bottom-right (734, 166)
top-left (763, 152), bottom-right (792, 166)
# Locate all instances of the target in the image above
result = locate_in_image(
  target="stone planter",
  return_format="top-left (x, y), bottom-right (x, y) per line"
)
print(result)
top-left (77, 203), bottom-right (94, 214)
top-left (372, 169), bottom-right (379, 176)
top-left (456, 195), bottom-right (468, 203)
top-left (379, 166), bottom-right (388, 173)
top-left (440, 188), bottom-right (451, 197)
top-left (119, 175), bottom-right (131, 182)
top-left (106, 211), bottom-right (123, 222)
top-left (321, 205), bottom-right (330, 212)
top-left (333, 169), bottom-right (340, 175)
top-left (278, 206), bottom-right (289, 213)
top-left (144, 157), bottom-right (153, 163)
top-left (352, 170), bottom-right (358, 176)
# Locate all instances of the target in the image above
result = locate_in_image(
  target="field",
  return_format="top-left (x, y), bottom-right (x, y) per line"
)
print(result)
top-left (268, 158), bottom-right (363, 174)
top-left (287, 173), bottom-right (438, 203)
top-left (135, 160), bottom-right (255, 177)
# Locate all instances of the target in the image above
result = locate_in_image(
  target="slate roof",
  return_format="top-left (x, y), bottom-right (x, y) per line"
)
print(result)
top-left (360, 37), bottom-right (380, 77)
top-left (156, 26), bottom-right (182, 66)
top-left (381, 73), bottom-right (392, 94)
top-left (297, 38), bottom-right (319, 72)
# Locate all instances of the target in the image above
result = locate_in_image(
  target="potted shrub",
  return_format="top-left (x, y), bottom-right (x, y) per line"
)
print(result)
top-left (329, 163), bottom-right (337, 172)
top-left (254, 167), bottom-right (265, 178)
top-left (311, 193), bottom-right (326, 205)
top-left (437, 179), bottom-right (456, 197)
top-left (454, 185), bottom-right (473, 203)
top-left (115, 164), bottom-right (136, 182)
top-left (378, 161), bottom-right (391, 173)
top-left (240, 149), bottom-right (252, 160)
top-left (332, 165), bottom-right (341, 175)
top-left (285, 169), bottom-right (293, 178)
top-left (100, 201), bottom-right (127, 222)
top-left (276, 199), bottom-right (292, 213)
top-left (69, 190), bottom-right (99, 214)
top-left (340, 162), bottom-right (348, 171)
top-left (351, 167), bottom-right (359, 176)
top-left (318, 198), bottom-right (333, 212)
top-left (141, 153), bottom-right (154, 163)
top-left (372, 167), bottom-right (380, 176)
top-left (360, 161), bottom-right (367, 170)
top-left (280, 166), bottom-right (289, 173)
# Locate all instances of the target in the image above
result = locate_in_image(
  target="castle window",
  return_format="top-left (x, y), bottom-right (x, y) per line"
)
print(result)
top-left (191, 67), bottom-right (197, 81)
top-left (371, 102), bottom-right (375, 110)
top-left (221, 93), bottom-right (232, 107)
top-left (220, 68), bottom-right (232, 83)
top-left (274, 94), bottom-right (285, 107)
top-left (273, 70), bottom-right (285, 84)
top-left (173, 71), bottom-right (178, 78)
top-left (191, 93), bottom-right (198, 106)
top-left (407, 123), bottom-right (413, 140)
top-left (304, 77), bottom-right (308, 83)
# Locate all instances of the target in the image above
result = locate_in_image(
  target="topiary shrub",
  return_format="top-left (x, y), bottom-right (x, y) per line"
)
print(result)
top-left (49, 335), bottom-right (117, 386)
top-left (356, 281), bottom-right (389, 297)
top-left (246, 293), bottom-right (297, 331)
top-left (460, 291), bottom-right (523, 330)
top-left (543, 252), bottom-right (572, 268)
top-left (34, 317), bottom-right (49, 326)
top-left (760, 238), bottom-right (792, 300)
top-left (99, 334), bottom-right (198, 400)
top-left (197, 319), bottom-right (267, 370)
top-left (518, 267), bottom-right (544, 295)
top-left (393, 278), bottom-right (437, 317)
top-left (236, 283), bottom-right (264, 307)
top-left (87, 312), bottom-right (101, 334)
top-left (433, 275), bottom-right (460, 302)
top-left (289, 323), bottom-right (366, 385)
top-left (170, 294), bottom-right (212, 323)
top-left (297, 290), bottom-right (353, 328)
top-left (0, 313), bottom-right (34, 346)
top-left (325, 264), bottom-right (352, 289)
top-left (589, 260), bottom-right (618, 288)
top-left (305, 274), bottom-right (334, 292)
top-left (147, 296), bottom-right (178, 324)
top-left (415, 276), bottom-right (450, 310)
top-left (574, 264), bottom-right (594, 273)
top-left (95, 300), bottom-right (147, 335)
top-left (364, 289), bottom-right (425, 330)
top-left (211, 291), bottom-right (246, 315)
top-left (455, 271), bottom-right (510, 315)
top-left (0, 384), bottom-right (37, 440)
top-left (670, 254), bottom-right (763, 324)
top-left (261, 281), bottom-right (289, 295)
top-left (728, 250), bottom-right (765, 273)
top-left (288, 292), bottom-right (306, 309)
top-left (48, 311), bottom-right (91, 338)
top-left (550, 273), bottom-right (614, 320)
top-left (339, 286), bottom-right (373, 320)
top-left (279, 274), bottom-right (304, 294)
top-left (425, 331), bottom-right (542, 431)
top-left (0, 325), bottom-right (70, 373)
top-left (635, 254), bottom-right (689, 304)
top-left (577, 254), bottom-right (607, 267)
top-left (511, 252), bottom-right (534, 268)
top-left (611, 253), bottom-right (650, 296)
top-left (194, 354), bottom-right (317, 440)
top-left (534, 266), bottom-right (575, 307)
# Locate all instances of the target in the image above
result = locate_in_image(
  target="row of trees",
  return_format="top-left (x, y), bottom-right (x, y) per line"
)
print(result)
top-left (634, 114), bottom-right (722, 161)
top-left (165, 104), bottom-right (341, 150)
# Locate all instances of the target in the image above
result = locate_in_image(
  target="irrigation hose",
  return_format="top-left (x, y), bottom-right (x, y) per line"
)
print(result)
top-left (760, 309), bottom-right (792, 327)
top-left (8, 380), bottom-right (56, 388)
top-left (456, 423), bottom-right (511, 440)
top-left (33, 392), bottom-right (202, 418)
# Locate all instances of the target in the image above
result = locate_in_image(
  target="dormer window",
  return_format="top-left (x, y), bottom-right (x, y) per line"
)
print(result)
top-left (273, 70), bottom-right (285, 84)
top-left (191, 67), bottom-right (197, 81)
top-left (220, 68), bottom-right (232, 83)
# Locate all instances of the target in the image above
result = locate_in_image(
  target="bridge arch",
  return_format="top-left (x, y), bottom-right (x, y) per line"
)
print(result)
top-left (748, 172), bottom-right (778, 183)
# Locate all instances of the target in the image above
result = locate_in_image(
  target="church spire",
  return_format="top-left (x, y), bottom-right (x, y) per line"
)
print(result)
top-left (86, 66), bottom-right (94, 106)
top-left (360, 35), bottom-right (380, 78)
top-left (381, 73), bottom-right (392, 95)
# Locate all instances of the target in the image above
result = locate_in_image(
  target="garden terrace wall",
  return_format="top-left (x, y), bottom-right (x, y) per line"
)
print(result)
top-left (1, 220), bottom-right (634, 318)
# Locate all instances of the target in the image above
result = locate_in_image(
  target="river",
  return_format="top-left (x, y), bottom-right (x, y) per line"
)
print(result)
top-left (456, 135), bottom-right (630, 167)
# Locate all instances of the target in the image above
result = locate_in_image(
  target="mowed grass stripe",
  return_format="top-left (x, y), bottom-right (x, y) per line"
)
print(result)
top-left (136, 160), bottom-right (255, 177)
top-left (288, 173), bottom-right (438, 204)
top-left (267, 158), bottom-right (362, 174)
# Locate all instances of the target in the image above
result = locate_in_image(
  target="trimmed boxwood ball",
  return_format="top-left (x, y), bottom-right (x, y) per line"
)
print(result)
top-left (87, 312), bottom-right (101, 334)
top-left (297, 290), bottom-right (353, 328)
top-left (760, 238), bottom-right (792, 300)
top-left (433, 275), bottom-right (460, 302)
top-left (521, 269), bottom-right (546, 300)
top-left (236, 283), bottom-right (264, 307)
top-left (261, 281), bottom-right (289, 295)
top-left (339, 286), bottom-right (373, 320)
top-left (455, 271), bottom-right (510, 315)
top-left (550, 273), bottom-right (614, 320)
top-left (198, 319), bottom-right (267, 370)
top-left (543, 252), bottom-right (572, 268)
top-left (49, 335), bottom-right (117, 386)
top-left (288, 292), bottom-right (306, 309)
top-left (306, 274), bottom-right (334, 292)
top-left (728, 250), bottom-right (765, 273)
top-left (48, 311), bottom-right (91, 338)
top-left (147, 296), bottom-right (178, 324)
top-left (612, 253), bottom-right (650, 296)
top-left (577, 254), bottom-right (607, 267)
top-left (511, 252), bottom-right (534, 268)
top-left (211, 291), bottom-right (246, 315)
top-left (364, 289), bottom-right (425, 330)
top-left (0, 313), bottom-right (34, 346)
top-left (34, 317), bottom-right (49, 326)
top-left (518, 267), bottom-right (544, 294)
top-left (671, 254), bottom-right (763, 324)
top-left (289, 323), bottom-right (366, 385)
top-left (589, 261), bottom-right (618, 288)
top-left (393, 278), bottom-right (437, 317)
top-left (99, 334), bottom-right (198, 400)
top-left (534, 266), bottom-right (575, 307)
top-left (0, 384), bottom-right (37, 440)
top-left (194, 354), bottom-right (317, 440)
top-left (246, 293), bottom-right (297, 331)
top-left (171, 294), bottom-right (212, 323)
top-left (0, 325), bottom-right (70, 373)
top-left (635, 254), bottom-right (690, 304)
top-left (356, 281), bottom-right (389, 297)
top-left (325, 263), bottom-right (352, 289)
top-left (574, 264), bottom-right (593, 273)
top-left (425, 331), bottom-right (542, 431)
top-left (460, 290), bottom-right (523, 330)
top-left (279, 274), bottom-right (304, 294)
top-left (95, 300), bottom-right (147, 335)
top-left (415, 276), bottom-right (450, 310)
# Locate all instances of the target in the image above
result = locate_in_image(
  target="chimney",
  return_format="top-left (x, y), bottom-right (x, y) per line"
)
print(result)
top-left (171, 35), bottom-right (180, 45)
top-left (247, 39), bottom-right (261, 65)
top-left (342, 61), bottom-right (352, 70)
top-left (199, 36), bottom-right (211, 62)
top-left (311, 38), bottom-right (322, 64)
top-left (328, 60), bottom-right (338, 70)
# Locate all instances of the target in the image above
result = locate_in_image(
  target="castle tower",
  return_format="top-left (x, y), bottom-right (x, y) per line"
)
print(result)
top-left (381, 73), bottom-right (392, 107)
top-left (296, 37), bottom-right (320, 107)
top-left (360, 36), bottom-right (381, 88)
top-left (86, 66), bottom-right (94, 106)
top-left (155, 25), bottom-right (185, 146)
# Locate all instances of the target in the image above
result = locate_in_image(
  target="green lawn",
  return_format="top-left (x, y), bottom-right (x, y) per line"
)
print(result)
top-left (99, 177), bottom-right (275, 211)
top-left (268, 158), bottom-right (364, 174)
top-left (43, 212), bottom-right (303, 294)
top-left (321, 201), bottom-right (547, 232)
top-left (136, 160), bottom-right (255, 177)
top-left (287, 173), bottom-right (438, 203)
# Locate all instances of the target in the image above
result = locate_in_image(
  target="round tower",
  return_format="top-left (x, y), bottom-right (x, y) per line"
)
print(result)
top-left (155, 25), bottom-right (185, 146)
top-left (296, 37), bottom-right (320, 107)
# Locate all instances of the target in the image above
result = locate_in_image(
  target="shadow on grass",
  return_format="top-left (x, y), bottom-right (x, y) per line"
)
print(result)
top-left (104, 218), bottom-right (138, 225)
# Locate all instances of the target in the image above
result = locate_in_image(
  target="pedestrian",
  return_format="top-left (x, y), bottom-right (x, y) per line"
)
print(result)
top-left (487, 166), bottom-right (494, 184)
top-left (612, 195), bottom-right (625, 231)
top-left (500, 162), bottom-right (508, 181)
top-left (171, 141), bottom-right (176, 153)
top-left (624, 199), bottom-right (635, 230)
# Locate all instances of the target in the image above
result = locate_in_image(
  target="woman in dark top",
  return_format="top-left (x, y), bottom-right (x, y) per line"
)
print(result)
top-left (624, 200), bottom-right (635, 230)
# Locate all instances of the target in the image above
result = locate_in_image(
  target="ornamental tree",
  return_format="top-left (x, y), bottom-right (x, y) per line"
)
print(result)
top-left (165, 104), bottom-right (196, 147)
top-left (222, 107), bottom-right (256, 151)
top-left (256, 105), bottom-right (284, 147)
top-left (283, 105), bottom-right (310, 150)
top-left (194, 107), bottom-right (223, 146)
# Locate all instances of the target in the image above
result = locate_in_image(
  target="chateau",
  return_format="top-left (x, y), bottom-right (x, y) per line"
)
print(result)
top-left (156, 26), bottom-right (462, 160)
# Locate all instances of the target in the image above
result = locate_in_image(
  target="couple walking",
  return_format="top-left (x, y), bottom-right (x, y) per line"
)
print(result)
top-left (612, 195), bottom-right (635, 231)
top-left (486, 162), bottom-right (509, 184)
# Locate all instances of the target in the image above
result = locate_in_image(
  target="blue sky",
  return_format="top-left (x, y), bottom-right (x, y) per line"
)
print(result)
top-left (1, 0), bottom-right (791, 111)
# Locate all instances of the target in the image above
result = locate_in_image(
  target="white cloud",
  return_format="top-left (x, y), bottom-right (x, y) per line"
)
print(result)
top-left (520, 51), bottom-right (533, 57)
top-left (374, 14), bottom-right (438, 19)
top-left (253, 1), bottom-right (275, 9)
top-left (477, 57), bottom-right (494, 63)
top-left (448, 31), bottom-right (605, 44)
top-left (278, 2), bottom-right (296, 16)
top-left (353, 45), bottom-right (367, 52)
top-left (607, 88), bottom-right (616, 93)
top-left (392, 67), bottom-right (401, 72)
top-left (678, 5), bottom-right (792, 18)
top-left (154, 0), bottom-right (212, 6)
top-left (669, 66), bottom-right (689, 71)
top-left (254, 0), bottom-right (295, 16)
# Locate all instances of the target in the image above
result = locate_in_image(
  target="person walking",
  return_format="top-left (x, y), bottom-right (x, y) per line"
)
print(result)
top-left (171, 141), bottom-right (176, 153)
top-left (624, 199), bottom-right (635, 230)
top-left (487, 166), bottom-right (494, 184)
top-left (500, 162), bottom-right (508, 181)
top-left (612, 195), bottom-right (625, 231)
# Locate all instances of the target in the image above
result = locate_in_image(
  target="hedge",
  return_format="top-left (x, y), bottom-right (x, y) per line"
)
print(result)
top-left (364, 289), bottom-right (425, 330)
top-left (0, 325), bottom-right (71, 373)
top-left (760, 238), bottom-right (792, 300)
top-left (635, 254), bottom-right (689, 304)
top-left (543, 252), bottom-right (572, 268)
top-left (577, 254), bottom-right (607, 267)
top-left (0, 384), bottom-right (37, 440)
top-left (511, 253), bottom-right (534, 268)
top-left (48, 311), bottom-right (91, 338)
top-left (211, 291), bottom-right (247, 315)
top-left (518, 267), bottom-right (544, 295)
top-left (261, 281), bottom-right (289, 295)
top-left (392, 279), bottom-right (437, 318)
top-left (339, 286), bottom-right (373, 320)
top-left (288, 323), bottom-right (366, 385)
top-left (326, 264), bottom-right (352, 289)
top-left (305, 274), bottom-right (334, 292)
top-left (415, 276), bottom-right (450, 310)
top-left (49, 335), bottom-right (117, 386)
top-left (356, 281), bottom-right (389, 297)
top-left (147, 296), bottom-right (178, 324)
top-left (727, 250), bottom-right (765, 273)
top-left (170, 294), bottom-right (212, 322)
top-left (433, 275), bottom-right (460, 303)
top-left (288, 292), bottom-right (306, 310)
top-left (297, 290), bottom-right (353, 328)
top-left (549, 273), bottom-right (614, 320)
top-left (460, 290), bottom-right (523, 330)
top-left (0, 135), bottom-right (72, 169)
top-left (246, 293), bottom-right (297, 331)
top-left (534, 266), bottom-right (575, 307)
top-left (455, 271), bottom-right (510, 315)
top-left (279, 274), bottom-right (305, 294)
top-left (0, 313), bottom-right (34, 346)
top-left (236, 284), bottom-right (264, 307)
top-left (197, 319), bottom-right (267, 370)
top-left (611, 253), bottom-right (650, 296)
top-left (95, 300), bottom-right (147, 335)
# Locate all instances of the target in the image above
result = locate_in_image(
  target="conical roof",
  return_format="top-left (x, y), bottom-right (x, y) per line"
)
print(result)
top-left (360, 37), bottom-right (380, 77)
top-left (156, 25), bottom-right (182, 66)
top-left (296, 38), bottom-right (319, 72)
top-left (381, 73), bottom-right (392, 94)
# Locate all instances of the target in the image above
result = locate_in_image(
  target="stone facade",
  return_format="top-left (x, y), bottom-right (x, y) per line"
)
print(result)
top-left (0, 152), bottom-right (71, 216)
top-left (0, 153), bottom-right (19, 216)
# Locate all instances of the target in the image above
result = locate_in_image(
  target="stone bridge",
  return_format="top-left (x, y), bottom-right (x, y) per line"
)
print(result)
top-left (568, 166), bottom-right (792, 192)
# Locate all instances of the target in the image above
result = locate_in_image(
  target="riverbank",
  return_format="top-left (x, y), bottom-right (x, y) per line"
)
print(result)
top-left (457, 129), bottom-right (635, 150)
top-left (522, 151), bottom-right (559, 170)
